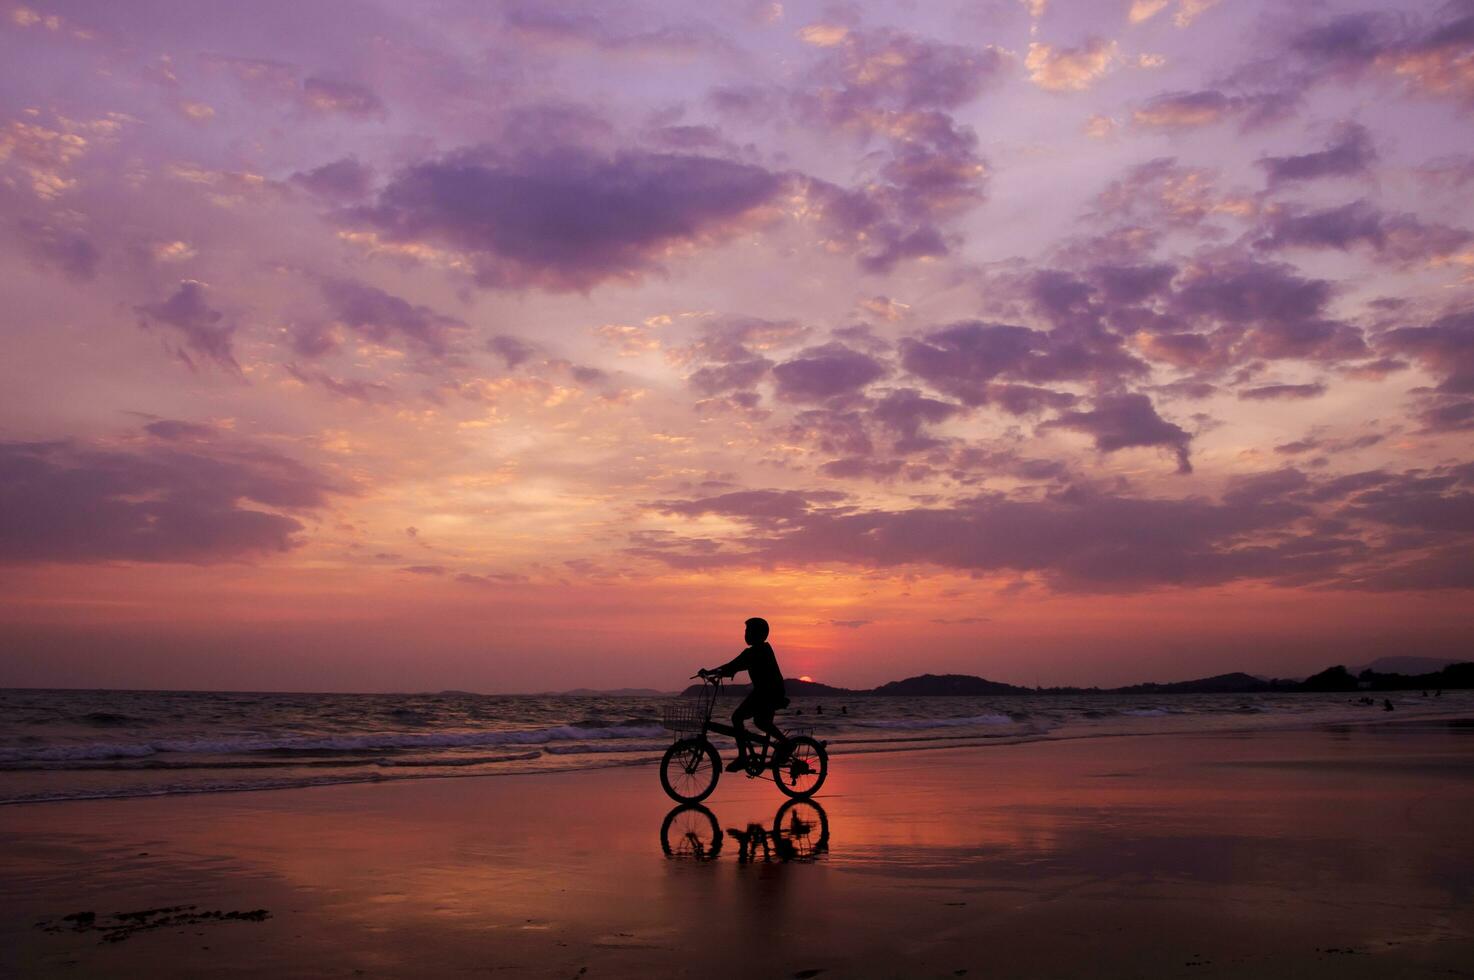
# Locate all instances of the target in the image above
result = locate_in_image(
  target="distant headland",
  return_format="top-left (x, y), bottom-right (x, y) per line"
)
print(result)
top-left (681, 660), bottom-right (1474, 698)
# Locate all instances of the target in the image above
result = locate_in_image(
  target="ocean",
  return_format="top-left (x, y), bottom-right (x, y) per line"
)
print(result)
top-left (2, 687), bottom-right (1467, 805)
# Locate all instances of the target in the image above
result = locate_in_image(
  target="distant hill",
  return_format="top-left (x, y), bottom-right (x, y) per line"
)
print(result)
top-left (870, 673), bottom-right (1031, 696)
top-left (1112, 672), bottom-right (1275, 694)
top-left (1352, 656), bottom-right (1460, 676)
top-left (676, 662), bottom-right (1474, 699)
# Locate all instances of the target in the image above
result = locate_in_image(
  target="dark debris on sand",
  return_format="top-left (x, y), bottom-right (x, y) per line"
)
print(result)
top-left (36, 905), bottom-right (271, 943)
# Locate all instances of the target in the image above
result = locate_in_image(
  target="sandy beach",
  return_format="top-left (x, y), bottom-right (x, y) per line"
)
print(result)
top-left (3, 716), bottom-right (1472, 979)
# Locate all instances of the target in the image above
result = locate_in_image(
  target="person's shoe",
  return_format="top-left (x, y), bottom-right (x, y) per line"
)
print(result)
top-left (725, 757), bottom-right (749, 772)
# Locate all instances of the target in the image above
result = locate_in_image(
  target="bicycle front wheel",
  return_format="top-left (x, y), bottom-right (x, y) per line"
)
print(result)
top-left (660, 738), bottom-right (720, 804)
top-left (661, 804), bottom-right (723, 859)
top-left (773, 735), bottom-right (827, 799)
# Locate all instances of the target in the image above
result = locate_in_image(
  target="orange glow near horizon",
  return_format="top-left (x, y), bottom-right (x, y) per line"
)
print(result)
top-left (1, 1), bottom-right (1472, 693)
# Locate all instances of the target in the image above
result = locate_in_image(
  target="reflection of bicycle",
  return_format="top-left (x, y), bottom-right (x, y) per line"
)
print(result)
top-left (659, 673), bottom-right (828, 804)
top-left (660, 800), bottom-right (830, 862)
top-left (660, 804), bottom-right (723, 860)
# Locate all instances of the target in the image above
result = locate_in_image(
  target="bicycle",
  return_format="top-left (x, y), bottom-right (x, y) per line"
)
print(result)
top-left (659, 799), bottom-right (830, 862)
top-left (658, 672), bottom-right (828, 804)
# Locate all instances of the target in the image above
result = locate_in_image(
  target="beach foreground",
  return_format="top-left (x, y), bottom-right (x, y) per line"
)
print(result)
top-left (3, 718), bottom-right (1472, 978)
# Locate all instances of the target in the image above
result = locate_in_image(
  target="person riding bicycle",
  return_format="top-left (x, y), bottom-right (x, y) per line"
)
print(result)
top-left (699, 617), bottom-right (789, 772)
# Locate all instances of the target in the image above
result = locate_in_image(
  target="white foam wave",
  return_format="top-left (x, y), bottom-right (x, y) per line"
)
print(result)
top-left (543, 741), bottom-right (670, 755)
top-left (853, 713), bottom-right (1016, 730)
top-left (0, 724), bottom-right (668, 764)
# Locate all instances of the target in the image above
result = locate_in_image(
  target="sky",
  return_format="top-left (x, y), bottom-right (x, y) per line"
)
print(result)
top-left (1, 0), bottom-right (1472, 693)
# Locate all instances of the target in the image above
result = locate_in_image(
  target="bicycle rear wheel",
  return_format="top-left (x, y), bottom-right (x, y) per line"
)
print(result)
top-left (773, 799), bottom-right (829, 860)
top-left (660, 738), bottom-right (720, 804)
top-left (773, 735), bottom-right (827, 799)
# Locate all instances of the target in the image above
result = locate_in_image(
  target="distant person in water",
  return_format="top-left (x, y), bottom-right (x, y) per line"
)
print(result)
top-left (700, 618), bottom-right (788, 772)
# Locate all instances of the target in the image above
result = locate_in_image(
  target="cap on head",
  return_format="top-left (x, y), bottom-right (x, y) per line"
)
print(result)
top-left (744, 617), bottom-right (769, 642)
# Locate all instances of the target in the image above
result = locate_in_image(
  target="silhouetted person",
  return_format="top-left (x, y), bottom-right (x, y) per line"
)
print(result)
top-left (841, 705), bottom-right (847, 715)
top-left (816, 704), bottom-right (823, 715)
top-left (700, 617), bottom-right (788, 772)
top-left (727, 822), bottom-right (772, 863)
top-left (1384, 698), bottom-right (1395, 711)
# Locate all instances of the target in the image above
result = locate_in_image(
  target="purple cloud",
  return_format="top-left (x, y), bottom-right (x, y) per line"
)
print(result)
top-left (1381, 310), bottom-right (1474, 431)
top-left (1287, 6), bottom-right (1474, 109)
top-left (688, 357), bottom-right (772, 395)
top-left (872, 388), bottom-right (962, 441)
top-left (804, 27), bottom-right (1009, 117)
top-left (1092, 263), bottom-right (1177, 304)
top-left (1040, 393), bottom-right (1194, 473)
top-left (134, 281), bottom-right (239, 373)
top-left (144, 420), bottom-right (216, 441)
top-left (0, 433), bottom-right (336, 563)
top-left (654, 462), bottom-right (1474, 591)
top-left (291, 157), bottom-right (374, 201)
top-left (655, 488), bottom-right (845, 526)
top-left (899, 322), bottom-right (1045, 405)
top-left (1169, 259), bottom-right (1367, 362)
top-left (786, 408), bottom-right (874, 456)
top-left (898, 312), bottom-right (1141, 408)
top-left (772, 343), bottom-right (888, 402)
top-left (1238, 382), bottom-right (1328, 401)
top-left (488, 335), bottom-right (537, 368)
top-left (820, 457), bottom-right (907, 480)
top-left (285, 365), bottom-right (396, 403)
top-left (318, 277), bottom-right (464, 356)
top-left (1380, 310), bottom-right (1474, 393)
top-left (662, 482), bottom-right (1309, 590)
top-left (15, 219), bottom-right (99, 281)
top-left (1418, 399), bottom-right (1474, 431)
top-left (1254, 200), bottom-right (1471, 261)
top-left (1133, 89), bottom-right (1293, 130)
top-left (348, 146), bottom-right (787, 291)
top-left (502, 4), bottom-right (729, 57)
top-left (790, 28), bottom-right (1003, 274)
top-left (1258, 123), bottom-right (1376, 185)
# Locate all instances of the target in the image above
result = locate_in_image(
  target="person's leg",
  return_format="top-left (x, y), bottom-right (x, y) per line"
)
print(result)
top-left (730, 696), bottom-right (756, 770)
top-left (752, 704), bottom-right (786, 758)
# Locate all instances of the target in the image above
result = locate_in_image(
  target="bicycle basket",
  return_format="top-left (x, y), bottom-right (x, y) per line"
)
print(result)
top-left (663, 684), bottom-right (717, 734)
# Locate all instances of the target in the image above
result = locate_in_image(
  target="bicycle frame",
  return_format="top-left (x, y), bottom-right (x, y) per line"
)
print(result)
top-left (687, 676), bottom-right (786, 772)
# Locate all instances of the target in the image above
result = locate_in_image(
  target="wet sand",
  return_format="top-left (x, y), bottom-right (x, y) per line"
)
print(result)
top-left (3, 718), bottom-right (1472, 978)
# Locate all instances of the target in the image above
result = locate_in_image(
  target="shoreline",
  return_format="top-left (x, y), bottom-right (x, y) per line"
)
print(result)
top-left (4, 719), bottom-right (1473, 977)
top-left (4, 703), bottom-right (1470, 810)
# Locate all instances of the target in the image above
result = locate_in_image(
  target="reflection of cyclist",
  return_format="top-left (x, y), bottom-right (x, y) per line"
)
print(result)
top-left (701, 617), bottom-right (788, 772)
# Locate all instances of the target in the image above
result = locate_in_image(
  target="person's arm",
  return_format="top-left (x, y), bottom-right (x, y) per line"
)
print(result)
top-left (713, 648), bottom-right (751, 679)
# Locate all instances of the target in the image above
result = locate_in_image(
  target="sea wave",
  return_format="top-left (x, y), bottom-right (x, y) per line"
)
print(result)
top-left (852, 713), bottom-right (1017, 729)
top-left (0, 723), bottom-right (667, 764)
top-left (4, 689), bottom-right (1471, 806)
